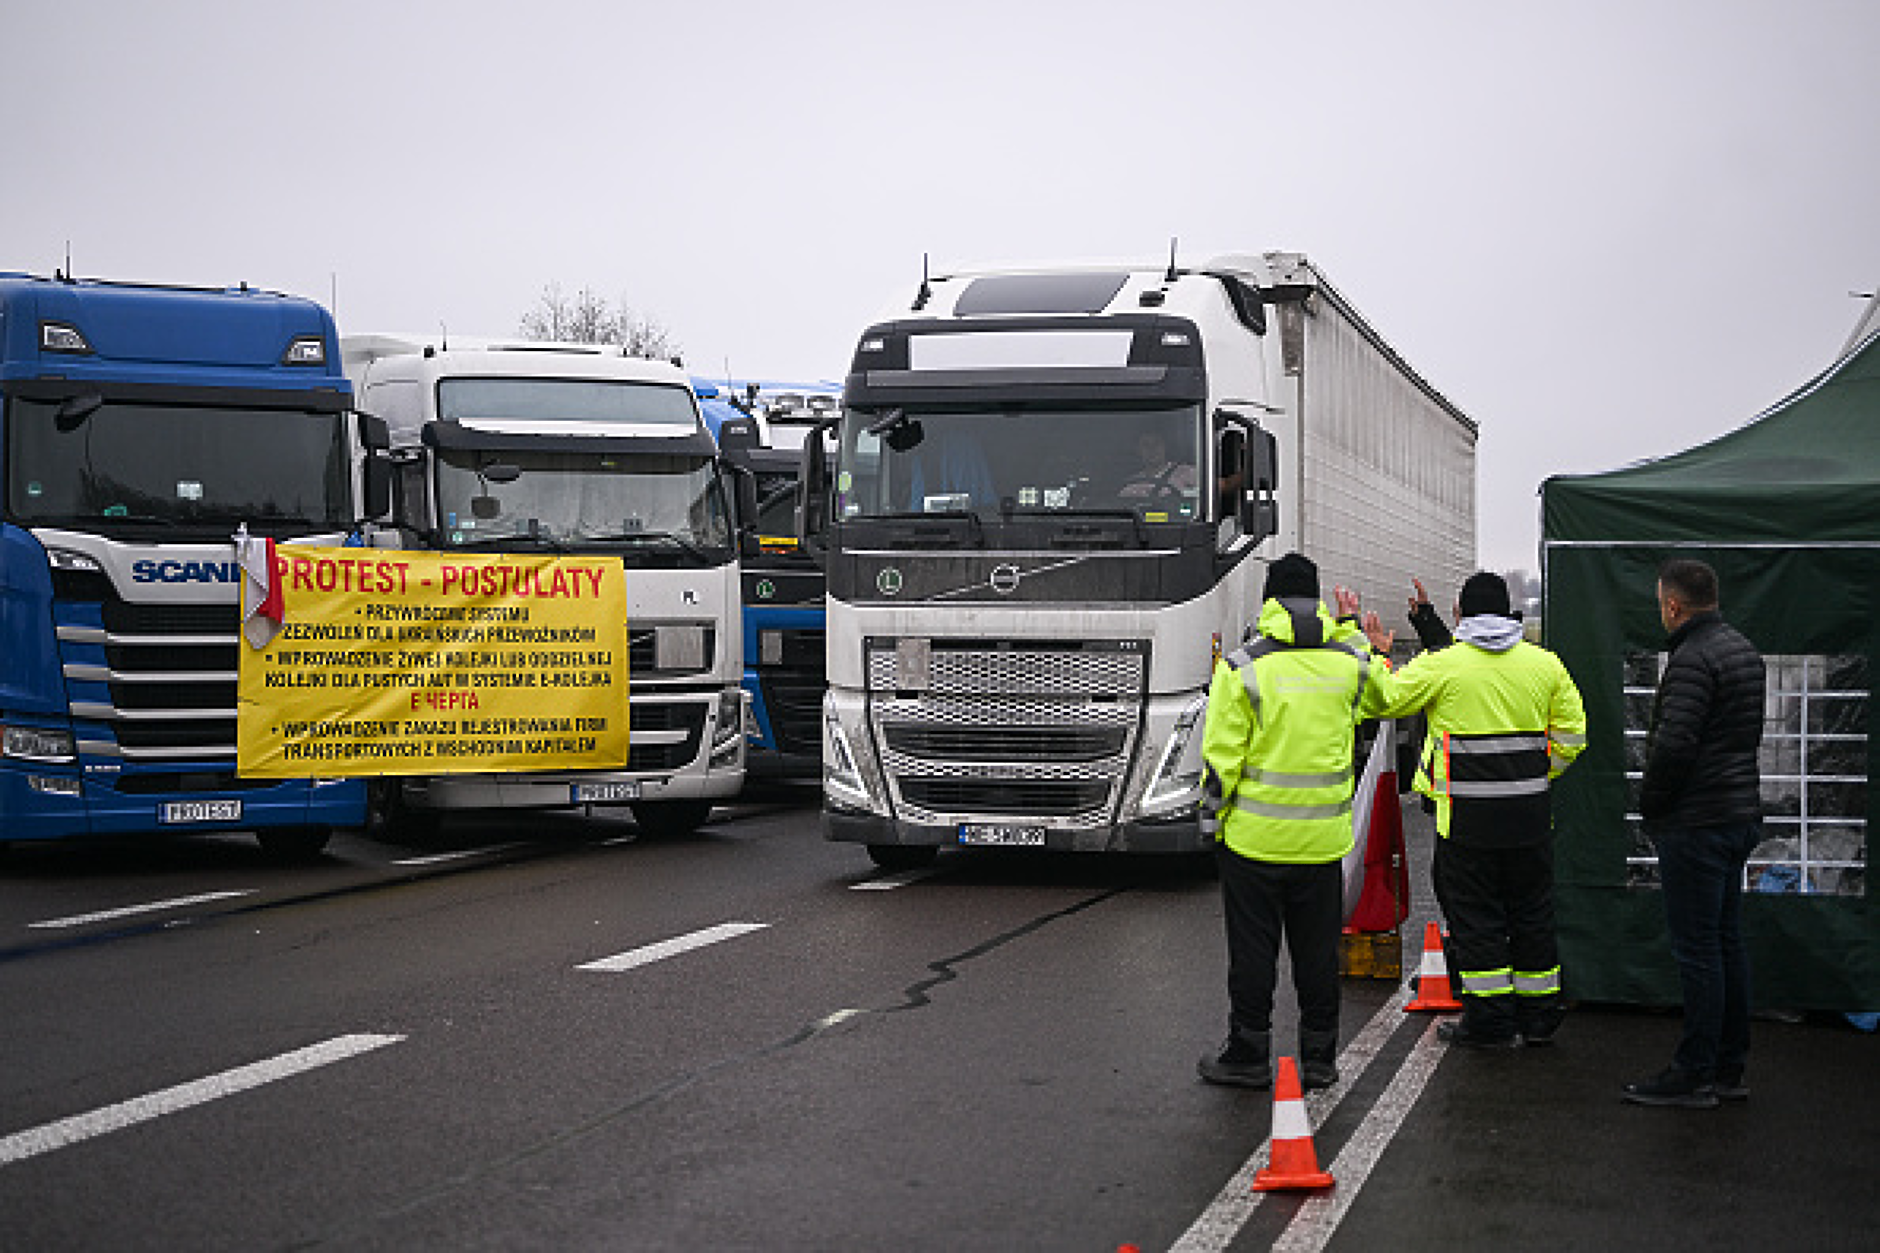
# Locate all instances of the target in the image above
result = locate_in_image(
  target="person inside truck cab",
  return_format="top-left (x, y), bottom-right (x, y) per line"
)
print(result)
top-left (1117, 428), bottom-right (1198, 503)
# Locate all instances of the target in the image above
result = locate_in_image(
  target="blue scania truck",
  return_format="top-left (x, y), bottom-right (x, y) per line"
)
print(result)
top-left (0, 272), bottom-right (389, 856)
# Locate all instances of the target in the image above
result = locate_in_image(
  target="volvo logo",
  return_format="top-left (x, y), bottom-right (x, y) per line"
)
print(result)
top-left (877, 567), bottom-right (904, 597)
top-left (989, 564), bottom-right (1021, 595)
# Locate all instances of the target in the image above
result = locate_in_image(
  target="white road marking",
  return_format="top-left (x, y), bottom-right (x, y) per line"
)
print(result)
top-left (27, 890), bottom-right (256, 930)
top-left (1271, 1017), bottom-right (1445, 1252)
top-left (576, 921), bottom-right (769, 972)
top-left (1169, 982), bottom-right (1429, 1253)
top-left (390, 843), bottom-right (526, 866)
top-left (849, 865), bottom-right (949, 891)
top-left (0, 1033), bottom-right (406, 1167)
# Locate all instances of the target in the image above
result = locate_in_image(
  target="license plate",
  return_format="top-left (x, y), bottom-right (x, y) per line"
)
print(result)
top-left (160, 799), bottom-right (242, 824)
top-left (573, 781), bottom-right (639, 803)
top-left (958, 823), bottom-right (1047, 847)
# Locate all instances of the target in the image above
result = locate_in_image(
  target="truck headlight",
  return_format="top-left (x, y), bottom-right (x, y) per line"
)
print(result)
top-left (4, 724), bottom-right (77, 764)
top-left (1140, 695), bottom-right (1207, 817)
top-left (45, 548), bottom-right (104, 574)
top-left (710, 691), bottom-right (744, 767)
top-left (823, 709), bottom-right (883, 814)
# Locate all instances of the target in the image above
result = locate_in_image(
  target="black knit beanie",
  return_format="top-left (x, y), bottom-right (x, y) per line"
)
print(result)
top-left (1263, 552), bottom-right (1320, 601)
top-left (1458, 571), bottom-right (1512, 618)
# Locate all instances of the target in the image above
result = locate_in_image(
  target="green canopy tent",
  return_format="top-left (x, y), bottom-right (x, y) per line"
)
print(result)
top-left (1541, 328), bottom-right (1879, 1010)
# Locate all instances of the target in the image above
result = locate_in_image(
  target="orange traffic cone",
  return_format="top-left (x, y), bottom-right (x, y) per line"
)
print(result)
top-left (1405, 920), bottom-right (1463, 1012)
top-left (1252, 1056), bottom-right (1335, 1191)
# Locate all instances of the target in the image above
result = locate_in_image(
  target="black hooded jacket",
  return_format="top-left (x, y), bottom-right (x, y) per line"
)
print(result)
top-left (1639, 610), bottom-right (1765, 829)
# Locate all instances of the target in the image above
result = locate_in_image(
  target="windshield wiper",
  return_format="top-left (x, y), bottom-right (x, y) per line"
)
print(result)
top-left (450, 532), bottom-right (568, 552)
top-left (1000, 504), bottom-right (1143, 545)
top-left (574, 530), bottom-right (716, 562)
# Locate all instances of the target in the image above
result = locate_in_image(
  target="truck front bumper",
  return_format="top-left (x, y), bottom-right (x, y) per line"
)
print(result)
top-left (823, 807), bottom-right (1208, 855)
top-left (0, 765), bottom-right (363, 842)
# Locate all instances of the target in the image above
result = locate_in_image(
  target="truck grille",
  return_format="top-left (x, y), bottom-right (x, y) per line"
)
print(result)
top-left (59, 592), bottom-right (242, 760)
top-left (757, 627), bottom-right (825, 756)
top-left (866, 641), bottom-right (1146, 825)
top-left (866, 642), bottom-right (1143, 696)
top-left (761, 673), bottom-right (826, 756)
top-left (900, 777), bottom-right (1112, 816)
top-left (882, 722), bottom-right (1127, 763)
top-left (626, 701), bottom-right (707, 772)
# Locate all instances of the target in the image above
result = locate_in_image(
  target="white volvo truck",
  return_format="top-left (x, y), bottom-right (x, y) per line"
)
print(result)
top-left (343, 336), bottom-right (746, 837)
top-left (799, 252), bottom-right (1476, 868)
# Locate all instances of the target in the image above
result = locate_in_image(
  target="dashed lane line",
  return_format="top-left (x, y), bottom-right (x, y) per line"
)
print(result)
top-left (0, 1033), bottom-right (407, 1167)
top-left (27, 890), bottom-right (257, 930)
top-left (576, 921), bottom-right (770, 972)
top-left (390, 843), bottom-right (527, 867)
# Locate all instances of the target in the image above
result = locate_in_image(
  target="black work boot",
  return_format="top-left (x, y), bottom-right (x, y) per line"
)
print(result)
top-left (1198, 1028), bottom-right (1272, 1089)
top-left (1517, 998), bottom-right (1565, 1046)
top-left (1300, 1028), bottom-right (1340, 1090)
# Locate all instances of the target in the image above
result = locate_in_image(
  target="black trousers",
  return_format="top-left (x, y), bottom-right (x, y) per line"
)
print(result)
top-left (1432, 837), bottom-right (1559, 1035)
top-left (1218, 849), bottom-right (1342, 1037)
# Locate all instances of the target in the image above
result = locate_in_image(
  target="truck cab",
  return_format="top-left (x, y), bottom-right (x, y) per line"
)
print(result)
top-left (714, 414), bottom-right (825, 782)
top-left (801, 262), bottom-right (1285, 868)
top-left (0, 273), bottom-right (388, 856)
top-left (801, 254), bottom-right (1474, 870)
top-left (345, 336), bottom-right (745, 837)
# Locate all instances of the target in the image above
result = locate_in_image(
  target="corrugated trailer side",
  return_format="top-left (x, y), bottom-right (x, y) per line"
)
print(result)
top-left (1265, 252), bottom-right (1478, 614)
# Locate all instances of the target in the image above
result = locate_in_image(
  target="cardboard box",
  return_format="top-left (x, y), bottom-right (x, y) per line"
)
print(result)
top-left (1339, 928), bottom-right (1402, 980)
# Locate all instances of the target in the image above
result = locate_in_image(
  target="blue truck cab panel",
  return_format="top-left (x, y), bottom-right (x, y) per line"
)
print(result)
top-left (695, 379), bottom-right (831, 783)
top-left (0, 273), bottom-right (368, 852)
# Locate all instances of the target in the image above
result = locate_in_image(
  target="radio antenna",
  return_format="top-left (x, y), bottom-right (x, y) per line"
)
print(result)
top-left (913, 253), bottom-right (933, 311)
top-left (1165, 237), bottom-right (1179, 283)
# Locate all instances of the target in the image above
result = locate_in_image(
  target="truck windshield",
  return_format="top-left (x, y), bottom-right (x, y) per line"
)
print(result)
top-left (834, 405), bottom-right (1204, 521)
top-left (438, 377), bottom-right (698, 427)
top-left (3, 397), bottom-right (350, 534)
top-left (433, 447), bottom-right (733, 562)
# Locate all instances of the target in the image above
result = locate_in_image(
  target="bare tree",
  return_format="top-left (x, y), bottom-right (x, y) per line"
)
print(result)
top-left (518, 282), bottom-right (681, 362)
top-left (618, 308), bottom-right (681, 362)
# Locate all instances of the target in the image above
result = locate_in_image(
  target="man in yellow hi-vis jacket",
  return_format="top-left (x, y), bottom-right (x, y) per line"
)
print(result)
top-left (1357, 572), bottom-right (1588, 1048)
top-left (1198, 553), bottom-right (1391, 1090)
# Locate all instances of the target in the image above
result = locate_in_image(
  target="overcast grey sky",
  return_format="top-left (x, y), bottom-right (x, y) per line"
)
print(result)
top-left (7, 0), bottom-right (1875, 577)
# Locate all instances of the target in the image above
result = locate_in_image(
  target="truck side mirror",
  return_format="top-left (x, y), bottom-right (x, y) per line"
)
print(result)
top-left (797, 415), bottom-right (838, 564)
top-left (363, 459), bottom-right (393, 522)
top-left (357, 412), bottom-right (394, 522)
top-left (1244, 428), bottom-right (1279, 542)
top-left (723, 460), bottom-right (762, 560)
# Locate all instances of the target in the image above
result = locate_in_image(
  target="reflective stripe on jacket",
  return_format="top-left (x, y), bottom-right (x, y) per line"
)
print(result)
top-left (1365, 629), bottom-right (1588, 846)
top-left (1201, 597), bottom-right (1387, 864)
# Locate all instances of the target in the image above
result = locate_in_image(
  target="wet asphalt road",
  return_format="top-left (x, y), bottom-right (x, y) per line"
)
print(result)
top-left (0, 786), bottom-right (1871, 1251)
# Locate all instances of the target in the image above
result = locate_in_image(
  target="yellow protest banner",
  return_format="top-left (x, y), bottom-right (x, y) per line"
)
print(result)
top-left (237, 547), bottom-right (628, 777)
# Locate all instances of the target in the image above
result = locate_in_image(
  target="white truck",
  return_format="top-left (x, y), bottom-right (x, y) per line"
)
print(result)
top-left (343, 335), bottom-right (746, 837)
top-left (799, 252), bottom-right (1476, 868)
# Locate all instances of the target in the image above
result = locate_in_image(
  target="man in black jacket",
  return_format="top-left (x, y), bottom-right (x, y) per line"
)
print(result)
top-left (1623, 559), bottom-right (1766, 1109)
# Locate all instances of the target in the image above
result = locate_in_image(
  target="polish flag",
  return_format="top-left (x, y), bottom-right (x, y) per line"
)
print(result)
top-left (1342, 721), bottom-right (1411, 931)
top-left (234, 525), bottom-right (284, 649)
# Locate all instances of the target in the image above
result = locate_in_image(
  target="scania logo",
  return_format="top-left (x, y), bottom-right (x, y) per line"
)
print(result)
top-left (989, 564), bottom-right (1021, 595)
top-left (877, 567), bottom-right (903, 597)
top-left (130, 560), bottom-right (239, 584)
